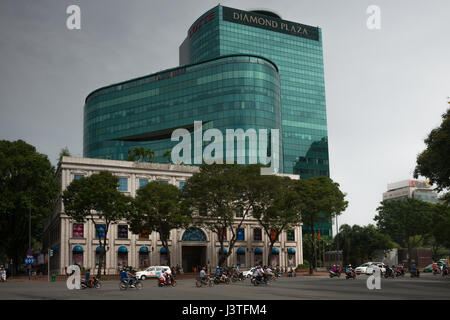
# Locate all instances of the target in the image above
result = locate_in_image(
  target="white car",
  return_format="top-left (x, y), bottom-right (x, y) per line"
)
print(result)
top-left (355, 262), bottom-right (386, 275)
top-left (242, 267), bottom-right (257, 278)
top-left (136, 266), bottom-right (171, 280)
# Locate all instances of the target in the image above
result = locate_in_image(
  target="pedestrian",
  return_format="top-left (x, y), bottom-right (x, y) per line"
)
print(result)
top-left (171, 266), bottom-right (176, 278)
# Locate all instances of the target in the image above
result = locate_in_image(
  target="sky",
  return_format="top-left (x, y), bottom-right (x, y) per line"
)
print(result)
top-left (0, 0), bottom-right (449, 230)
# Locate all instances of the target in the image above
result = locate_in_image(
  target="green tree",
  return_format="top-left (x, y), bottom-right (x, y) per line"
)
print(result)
top-left (127, 147), bottom-right (155, 163)
top-left (0, 140), bottom-right (59, 273)
top-left (62, 171), bottom-right (133, 277)
top-left (375, 198), bottom-right (433, 267)
top-left (292, 177), bottom-right (348, 274)
top-left (58, 146), bottom-right (71, 163)
top-left (414, 108), bottom-right (450, 203)
top-left (250, 176), bottom-right (302, 266)
top-left (127, 181), bottom-right (192, 266)
top-left (335, 224), bottom-right (393, 266)
top-left (182, 164), bottom-right (257, 266)
top-left (428, 203), bottom-right (450, 259)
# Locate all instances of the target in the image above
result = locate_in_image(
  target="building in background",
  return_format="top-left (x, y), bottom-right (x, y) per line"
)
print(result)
top-left (83, 5), bottom-right (331, 236)
top-left (43, 157), bottom-right (302, 275)
top-left (383, 179), bottom-right (439, 203)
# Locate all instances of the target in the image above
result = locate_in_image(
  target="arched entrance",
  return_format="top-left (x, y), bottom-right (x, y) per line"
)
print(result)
top-left (182, 228), bottom-right (207, 273)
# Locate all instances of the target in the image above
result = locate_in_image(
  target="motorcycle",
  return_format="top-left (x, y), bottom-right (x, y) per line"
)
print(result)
top-left (329, 270), bottom-right (341, 278)
top-left (81, 276), bottom-right (101, 289)
top-left (384, 270), bottom-right (394, 279)
top-left (158, 277), bottom-right (177, 287)
top-left (432, 268), bottom-right (441, 275)
top-left (345, 271), bottom-right (356, 279)
top-left (196, 276), bottom-right (214, 287)
top-left (410, 270), bottom-right (420, 278)
top-left (251, 275), bottom-right (268, 286)
top-left (442, 269), bottom-right (448, 278)
top-left (119, 277), bottom-right (143, 290)
top-left (231, 272), bottom-right (245, 282)
top-left (214, 274), bottom-right (231, 285)
top-left (395, 269), bottom-right (405, 277)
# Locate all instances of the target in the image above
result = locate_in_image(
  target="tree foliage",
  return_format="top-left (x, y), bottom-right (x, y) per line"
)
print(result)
top-left (335, 224), bottom-right (394, 266)
top-left (292, 176), bottom-right (348, 274)
top-left (250, 175), bottom-right (302, 265)
top-left (62, 171), bottom-right (133, 277)
top-left (0, 140), bottom-right (59, 271)
top-left (127, 181), bottom-right (192, 266)
top-left (375, 198), bottom-right (433, 266)
top-left (182, 164), bottom-right (260, 266)
top-left (414, 108), bottom-right (450, 203)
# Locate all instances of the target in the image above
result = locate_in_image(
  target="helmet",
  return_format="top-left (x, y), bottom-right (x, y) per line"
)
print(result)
top-left (202, 267), bottom-right (206, 270)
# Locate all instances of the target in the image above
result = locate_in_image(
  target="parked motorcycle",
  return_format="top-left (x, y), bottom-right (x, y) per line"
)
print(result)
top-left (119, 277), bottom-right (143, 290)
top-left (196, 276), bottom-right (214, 287)
top-left (81, 276), bottom-right (101, 289)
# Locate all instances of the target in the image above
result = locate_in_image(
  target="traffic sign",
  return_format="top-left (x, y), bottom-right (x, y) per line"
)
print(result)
top-left (27, 249), bottom-right (33, 256)
top-left (25, 258), bottom-right (35, 264)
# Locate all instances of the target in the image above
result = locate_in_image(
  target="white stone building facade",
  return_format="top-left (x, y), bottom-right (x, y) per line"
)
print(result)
top-left (44, 157), bottom-right (303, 275)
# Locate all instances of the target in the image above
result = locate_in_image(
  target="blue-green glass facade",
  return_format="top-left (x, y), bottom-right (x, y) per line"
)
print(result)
top-left (84, 55), bottom-right (282, 167)
top-left (180, 6), bottom-right (331, 236)
top-left (180, 6), bottom-right (329, 180)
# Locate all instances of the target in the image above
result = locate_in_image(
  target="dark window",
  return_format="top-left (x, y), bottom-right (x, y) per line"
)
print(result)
top-left (254, 228), bottom-right (262, 241)
top-left (287, 230), bottom-right (295, 241)
top-left (237, 228), bottom-right (245, 241)
top-left (118, 225), bottom-right (128, 239)
top-left (72, 224), bottom-right (84, 238)
top-left (95, 225), bottom-right (106, 239)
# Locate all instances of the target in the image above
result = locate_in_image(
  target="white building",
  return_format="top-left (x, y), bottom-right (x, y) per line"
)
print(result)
top-left (44, 157), bottom-right (303, 275)
top-left (383, 179), bottom-right (439, 203)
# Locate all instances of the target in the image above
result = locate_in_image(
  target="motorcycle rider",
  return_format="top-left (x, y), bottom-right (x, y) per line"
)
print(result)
top-left (84, 268), bottom-right (92, 287)
top-left (442, 264), bottom-right (448, 276)
top-left (199, 266), bottom-right (207, 283)
top-left (263, 266), bottom-right (272, 281)
top-left (410, 264), bottom-right (419, 277)
top-left (0, 266), bottom-right (6, 282)
top-left (396, 264), bottom-right (404, 276)
top-left (432, 262), bottom-right (439, 274)
top-left (126, 267), bottom-right (136, 287)
top-left (385, 265), bottom-right (393, 277)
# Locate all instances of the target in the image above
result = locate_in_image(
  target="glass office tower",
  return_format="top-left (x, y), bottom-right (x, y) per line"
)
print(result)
top-left (180, 6), bottom-right (331, 236)
top-left (180, 6), bottom-right (329, 179)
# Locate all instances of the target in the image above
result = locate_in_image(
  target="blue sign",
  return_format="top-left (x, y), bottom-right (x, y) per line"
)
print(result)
top-left (25, 258), bottom-right (35, 264)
